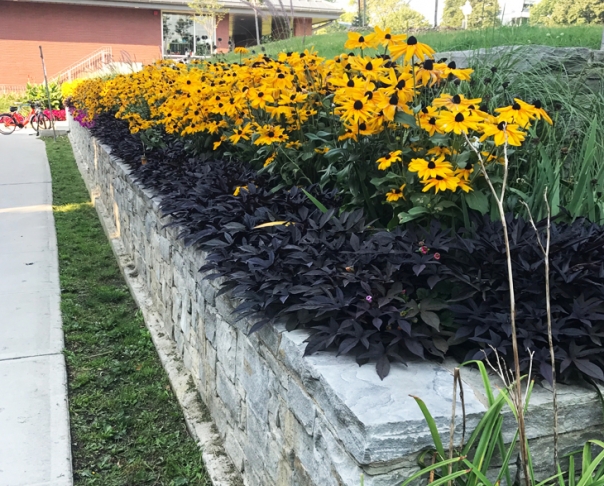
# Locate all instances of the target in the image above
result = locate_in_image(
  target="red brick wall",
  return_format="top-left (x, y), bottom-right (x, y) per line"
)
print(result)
top-left (216, 14), bottom-right (230, 53)
top-left (293, 17), bottom-right (312, 37)
top-left (0, 1), bottom-right (162, 85)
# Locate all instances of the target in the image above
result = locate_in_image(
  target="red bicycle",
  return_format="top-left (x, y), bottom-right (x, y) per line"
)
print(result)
top-left (0, 101), bottom-right (51, 135)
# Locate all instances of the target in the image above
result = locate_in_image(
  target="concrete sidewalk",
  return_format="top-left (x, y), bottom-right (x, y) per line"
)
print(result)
top-left (0, 131), bottom-right (73, 485)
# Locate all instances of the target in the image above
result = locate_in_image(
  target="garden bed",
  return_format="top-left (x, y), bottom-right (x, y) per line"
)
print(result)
top-left (69, 119), bottom-right (604, 486)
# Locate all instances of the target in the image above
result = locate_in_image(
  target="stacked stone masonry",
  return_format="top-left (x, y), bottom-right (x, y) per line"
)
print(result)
top-left (69, 120), bottom-right (604, 486)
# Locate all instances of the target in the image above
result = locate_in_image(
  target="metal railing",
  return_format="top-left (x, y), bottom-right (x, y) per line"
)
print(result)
top-left (0, 85), bottom-right (28, 95)
top-left (54, 47), bottom-right (113, 83)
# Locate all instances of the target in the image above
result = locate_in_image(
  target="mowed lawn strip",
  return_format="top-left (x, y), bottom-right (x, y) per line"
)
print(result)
top-left (44, 136), bottom-right (209, 486)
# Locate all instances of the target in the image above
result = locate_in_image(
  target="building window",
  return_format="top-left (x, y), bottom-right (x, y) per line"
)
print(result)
top-left (162, 13), bottom-right (214, 58)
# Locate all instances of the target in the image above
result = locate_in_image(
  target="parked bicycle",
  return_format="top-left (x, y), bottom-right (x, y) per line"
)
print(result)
top-left (0, 101), bottom-right (52, 135)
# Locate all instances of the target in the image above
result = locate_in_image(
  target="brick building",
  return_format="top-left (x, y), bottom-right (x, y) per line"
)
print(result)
top-left (0, 0), bottom-right (341, 87)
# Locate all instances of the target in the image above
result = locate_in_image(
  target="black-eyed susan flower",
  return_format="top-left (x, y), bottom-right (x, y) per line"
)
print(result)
top-left (344, 32), bottom-right (375, 50)
top-left (432, 93), bottom-right (482, 111)
top-left (389, 36), bottom-right (435, 64)
top-left (408, 156), bottom-right (454, 180)
top-left (386, 184), bottom-right (406, 202)
top-left (336, 96), bottom-right (374, 124)
top-left (229, 124), bottom-right (253, 144)
top-left (436, 110), bottom-right (481, 135)
top-left (371, 26), bottom-right (406, 48)
top-left (495, 100), bottom-right (534, 126)
top-left (479, 119), bottom-right (526, 147)
top-left (514, 99), bottom-right (553, 125)
top-left (444, 61), bottom-right (473, 81)
top-left (254, 124), bottom-right (288, 145)
top-left (234, 47), bottom-right (249, 54)
top-left (421, 174), bottom-right (460, 193)
top-left (376, 150), bottom-right (402, 170)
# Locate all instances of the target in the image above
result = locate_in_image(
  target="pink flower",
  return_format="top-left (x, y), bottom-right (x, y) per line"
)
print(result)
top-left (434, 252), bottom-right (441, 260)
top-left (420, 245), bottom-right (429, 254)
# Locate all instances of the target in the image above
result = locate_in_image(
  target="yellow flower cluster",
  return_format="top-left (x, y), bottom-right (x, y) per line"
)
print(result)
top-left (69, 25), bottom-right (551, 203)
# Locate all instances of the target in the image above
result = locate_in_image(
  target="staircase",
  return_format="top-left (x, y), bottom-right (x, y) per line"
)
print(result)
top-left (54, 47), bottom-right (113, 83)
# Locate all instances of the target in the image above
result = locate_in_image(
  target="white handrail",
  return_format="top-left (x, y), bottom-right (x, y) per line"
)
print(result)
top-left (53, 47), bottom-right (113, 83)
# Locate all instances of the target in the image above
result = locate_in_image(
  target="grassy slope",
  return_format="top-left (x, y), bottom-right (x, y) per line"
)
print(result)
top-left (45, 137), bottom-right (208, 486)
top-left (222, 25), bottom-right (604, 60)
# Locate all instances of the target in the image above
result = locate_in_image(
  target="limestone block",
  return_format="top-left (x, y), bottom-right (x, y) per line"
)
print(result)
top-left (240, 338), bottom-right (270, 421)
top-left (216, 363), bottom-right (242, 420)
top-left (286, 377), bottom-right (316, 435)
top-left (215, 318), bottom-right (238, 382)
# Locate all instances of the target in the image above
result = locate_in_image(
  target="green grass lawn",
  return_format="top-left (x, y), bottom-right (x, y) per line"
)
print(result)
top-left (44, 137), bottom-right (209, 486)
top-left (222, 24), bottom-right (604, 60)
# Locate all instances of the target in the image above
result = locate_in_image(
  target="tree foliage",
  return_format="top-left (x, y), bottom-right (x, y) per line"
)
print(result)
top-left (441, 0), bottom-right (501, 29)
top-left (367, 0), bottom-right (430, 30)
top-left (530, 0), bottom-right (604, 25)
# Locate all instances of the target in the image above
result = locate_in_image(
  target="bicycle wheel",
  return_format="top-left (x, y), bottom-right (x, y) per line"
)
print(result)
top-left (31, 113), bottom-right (50, 132)
top-left (0, 114), bottom-right (16, 135)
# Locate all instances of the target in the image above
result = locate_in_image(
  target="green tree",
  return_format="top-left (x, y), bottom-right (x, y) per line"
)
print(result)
top-left (441, 0), bottom-right (501, 29)
top-left (367, 0), bottom-right (430, 30)
top-left (530, 0), bottom-right (604, 25)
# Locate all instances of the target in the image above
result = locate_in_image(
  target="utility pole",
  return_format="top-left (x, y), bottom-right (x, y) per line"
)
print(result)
top-left (38, 46), bottom-right (57, 141)
top-left (434, 0), bottom-right (438, 27)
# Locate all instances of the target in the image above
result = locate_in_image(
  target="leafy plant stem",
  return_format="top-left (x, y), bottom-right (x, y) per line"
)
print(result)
top-left (464, 132), bottom-right (530, 486)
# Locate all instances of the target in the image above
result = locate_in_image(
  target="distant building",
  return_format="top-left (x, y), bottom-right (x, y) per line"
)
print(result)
top-left (500, 0), bottom-right (541, 24)
top-left (0, 0), bottom-right (342, 88)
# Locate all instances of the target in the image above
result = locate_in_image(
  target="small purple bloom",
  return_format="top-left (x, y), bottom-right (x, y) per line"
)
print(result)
top-left (365, 295), bottom-right (373, 303)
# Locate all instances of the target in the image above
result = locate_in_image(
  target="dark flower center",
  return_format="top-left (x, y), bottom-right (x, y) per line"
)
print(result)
top-left (238, 130), bottom-right (243, 134)
top-left (365, 90), bottom-right (373, 100)
top-left (278, 73), bottom-right (285, 79)
top-left (396, 79), bottom-right (406, 90)
top-left (215, 95), bottom-right (221, 101)
top-left (353, 100), bottom-right (364, 110)
top-left (258, 92), bottom-right (264, 98)
top-left (268, 131), bottom-right (275, 137)
top-left (359, 122), bottom-right (367, 130)
top-left (408, 36), bottom-right (418, 45)
top-left (533, 100), bottom-right (543, 109)
top-left (497, 122), bottom-right (506, 131)
top-left (436, 175), bottom-right (444, 180)
top-left (512, 102), bottom-right (521, 110)
top-left (186, 80), bottom-right (191, 85)
top-left (428, 161), bottom-right (436, 169)
top-left (429, 117), bottom-right (436, 125)
top-left (422, 107), bottom-right (429, 114)
top-left (452, 94), bottom-right (461, 104)
top-left (365, 62), bottom-right (373, 70)
top-left (423, 59), bottom-right (434, 70)
top-left (358, 36), bottom-right (365, 43)
top-left (455, 113), bottom-right (465, 122)
top-left (347, 79), bottom-right (355, 87)
top-left (448, 61), bottom-right (457, 69)
top-left (385, 33), bottom-right (391, 39)
top-left (389, 94), bottom-right (399, 105)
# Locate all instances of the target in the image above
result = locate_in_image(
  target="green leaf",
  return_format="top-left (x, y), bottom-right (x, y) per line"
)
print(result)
top-left (301, 189), bottom-right (328, 214)
top-left (393, 111), bottom-right (417, 127)
top-left (464, 191), bottom-right (489, 214)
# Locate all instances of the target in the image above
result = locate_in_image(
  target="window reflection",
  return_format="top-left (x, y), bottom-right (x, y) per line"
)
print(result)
top-left (162, 13), bottom-right (214, 58)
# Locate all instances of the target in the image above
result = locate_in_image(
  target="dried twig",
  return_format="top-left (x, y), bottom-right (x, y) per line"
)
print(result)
top-left (464, 132), bottom-right (531, 486)
top-left (521, 189), bottom-right (558, 467)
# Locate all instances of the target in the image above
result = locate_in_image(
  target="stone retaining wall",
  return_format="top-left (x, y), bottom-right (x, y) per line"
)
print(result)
top-left (68, 120), bottom-right (604, 486)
